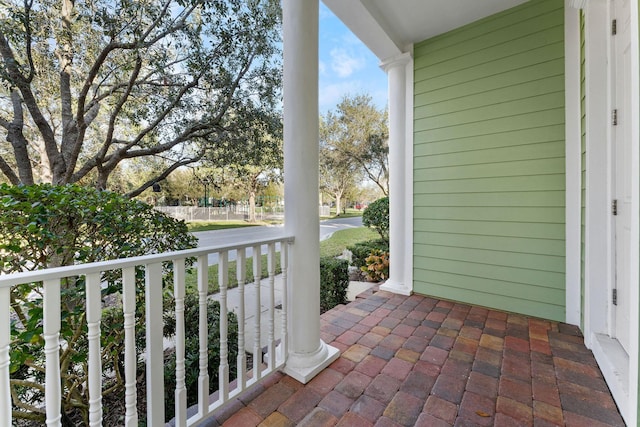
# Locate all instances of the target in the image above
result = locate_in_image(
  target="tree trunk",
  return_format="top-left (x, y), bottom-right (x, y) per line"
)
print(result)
top-left (248, 191), bottom-right (256, 222)
top-left (335, 193), bottom-right (342, 216)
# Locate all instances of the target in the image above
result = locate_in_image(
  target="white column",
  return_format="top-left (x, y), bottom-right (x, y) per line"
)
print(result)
top-left (380, 52), bottom-right (412, 296)
top-left (282, 0), bottom-right (339, 383)
top-left (564, 0), bottom-right (582, 326)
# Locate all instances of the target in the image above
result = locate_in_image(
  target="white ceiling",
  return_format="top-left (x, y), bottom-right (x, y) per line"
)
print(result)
top-left (323, 0), bottom-right (530, 60)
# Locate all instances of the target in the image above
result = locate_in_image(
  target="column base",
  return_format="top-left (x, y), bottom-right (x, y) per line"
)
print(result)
top-left (380, 279), bottom-right (412, 296)
top-left (283, 340), bottom-right (340, 384)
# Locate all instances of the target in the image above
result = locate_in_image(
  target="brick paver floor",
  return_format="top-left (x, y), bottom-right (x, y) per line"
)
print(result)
top-left (203, 288), bottom-right (626, 426)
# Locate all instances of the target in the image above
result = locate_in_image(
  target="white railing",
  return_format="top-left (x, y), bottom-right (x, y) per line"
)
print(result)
top-left (0, 235), bottom-right (293, 427)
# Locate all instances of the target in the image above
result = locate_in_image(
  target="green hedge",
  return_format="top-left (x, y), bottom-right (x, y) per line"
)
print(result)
top-left (320, 257), bottom-right (349, 313)
top-left (347, 239), bottom-right (389, 269)
top-left (163, 293), bottom-right (239, 420)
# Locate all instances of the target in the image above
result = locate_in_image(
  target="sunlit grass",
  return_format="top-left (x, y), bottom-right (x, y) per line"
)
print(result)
top-left (187, 221), bottom-right (271, 232)
top-left (184, 226), bottom-right (377, 294)
top-left (320, 227), bottom-right (378, 258)
top-left (185, 253), bottom-right (282, 294)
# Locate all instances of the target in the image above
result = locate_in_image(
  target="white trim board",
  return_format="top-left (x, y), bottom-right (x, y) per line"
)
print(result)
top-left (582, 1), bottom-right (640, 425)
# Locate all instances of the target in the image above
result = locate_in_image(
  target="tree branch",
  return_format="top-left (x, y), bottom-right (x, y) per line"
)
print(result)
top-left (125, 155), bottom-right (203, 198)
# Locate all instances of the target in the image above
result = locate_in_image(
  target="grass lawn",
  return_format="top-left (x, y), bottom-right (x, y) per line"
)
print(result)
top-left (320, 208), bottom-right (364, 220)
top-left (184, 226), bottom-right (378, 294)
top-left (185, 253), bottom-right (282, 294)
top-left (320, 226), bottom-right (379, 258)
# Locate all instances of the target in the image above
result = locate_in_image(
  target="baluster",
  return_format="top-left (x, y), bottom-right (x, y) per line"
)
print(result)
top-left (267, 243), bottom-right (276, 370)
top-left (145, 262), bottom-right (165, 425)
top-left (43, 279), bottom-right (62, 426)
top-left (252, 245), bottom-right (262, 380)
top-left (0, 287), bottom-right (10, 427)
top-left (279, 243), bottom-right (289, 364)
top-left (173, 260), bottom-right (187, 427)
top-left (86, 273), bottom-right (103, 426)
top-left (236, 248), bottom-right (247, 390)
top-left (122, 267), bottom-right (138, 427)
top-left (218, 251), bottom-right (229, 403)
top-left (197, 255), bottom-right (210, 417)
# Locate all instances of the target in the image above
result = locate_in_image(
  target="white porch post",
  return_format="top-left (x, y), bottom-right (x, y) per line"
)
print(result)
top-left (282, 0), bottom-right (339, 383)
top-left (380, 52), bottom-right (413, 296)
top-left (564, 0), bottom-right (582, 326)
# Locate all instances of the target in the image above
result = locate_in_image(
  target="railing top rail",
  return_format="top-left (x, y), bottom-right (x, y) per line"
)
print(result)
top-left (0, 234), bottom-right (295, 288)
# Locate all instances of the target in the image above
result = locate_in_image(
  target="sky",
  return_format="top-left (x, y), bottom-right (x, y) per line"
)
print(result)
top-left (318, 4), bottom-right (388, 115)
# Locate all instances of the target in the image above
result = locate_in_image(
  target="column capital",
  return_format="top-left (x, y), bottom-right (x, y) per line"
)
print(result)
top-left (567, 0), bottom-right (588, 10)
top-left (380, 52), bottom-right (412, 73)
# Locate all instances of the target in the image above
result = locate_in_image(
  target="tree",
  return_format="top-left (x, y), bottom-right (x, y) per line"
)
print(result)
top-left (321, 94), bottom-right (389, 195)
top-left (0, 0), bottom-right (282, 195)
top-left (320, 142), bottom-right (358, 215)
top-left (205, 113), bottom-right (282, 221)
top-left (319, 126), bottom-right (359, 215)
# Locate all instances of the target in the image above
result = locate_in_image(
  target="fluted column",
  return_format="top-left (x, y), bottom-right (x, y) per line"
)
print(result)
top-left (282, 0), bottom-right (339, 383)
top-left (380, 52), bottom-right (412, 296)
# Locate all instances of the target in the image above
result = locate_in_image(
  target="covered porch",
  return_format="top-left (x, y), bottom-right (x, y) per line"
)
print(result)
top-left (1, 0), bottom-right (638, 425)
top-left (206, 288), bottom-right (625, 426)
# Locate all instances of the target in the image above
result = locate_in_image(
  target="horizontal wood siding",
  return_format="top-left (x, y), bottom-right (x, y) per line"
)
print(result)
top-left (413, 0), bottom-right (566, 321)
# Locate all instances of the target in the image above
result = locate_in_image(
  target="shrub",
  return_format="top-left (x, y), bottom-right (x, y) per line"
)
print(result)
top-left (1, 184), bottom-right (197, 424)
top-left (320, 257), bottom-right (349, 313)
top-left (347, 239), bottom-right (389, 270)
top-left (361, 250), bottom-right (390, 282)
top-left (362, 197), bottom-right (389, 243)
top-left (163, 292), bottom-right (239, 421)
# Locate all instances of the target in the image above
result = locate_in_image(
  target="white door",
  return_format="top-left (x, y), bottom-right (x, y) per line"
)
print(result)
top-left (612, 0), bottom-right (632, 354)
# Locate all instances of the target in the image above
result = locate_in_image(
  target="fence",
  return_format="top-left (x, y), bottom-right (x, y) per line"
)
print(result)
top-left (155, 206), bottom-right (285, 222)
top-left (0, 235), bottom-right (293, 426)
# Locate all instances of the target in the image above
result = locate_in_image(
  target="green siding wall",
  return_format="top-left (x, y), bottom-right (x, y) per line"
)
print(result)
top-left (413, 0), bottom-right (566, 321)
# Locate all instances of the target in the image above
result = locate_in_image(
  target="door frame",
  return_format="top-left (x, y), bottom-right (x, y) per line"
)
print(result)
top-left (577, 0), bottom-right (639, 424)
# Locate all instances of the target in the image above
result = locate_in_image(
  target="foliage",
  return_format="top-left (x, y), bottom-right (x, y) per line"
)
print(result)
top-left (361, 250), bottom-right (390, 282)
top-left (163, 293), bottom-right (239, 421)
top-left (319, 257), bottom-right (349, 313)
top-left (0, 0), bottom-right (282, 194)
top-left (210, 128), bottom-right (283, 222)
top-left (347, 239), bottom-right (389, 270)
top-left (0, 184), bottom-right (196, 272)
top-left (0, 184), bottom-right (197, 424)
top-left (320, 94), bottom-right (389, 195)
top-left (362, 197), bottom-right (389, 243)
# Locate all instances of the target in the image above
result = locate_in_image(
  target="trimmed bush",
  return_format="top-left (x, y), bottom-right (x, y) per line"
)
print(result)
top-left (0, 184), bottom-right (197, 424)
top-left (320, 257), bottom-right (349, 313)
top-left (362, 197), bottom-right (389, 243)
top-left (163, 293), bottom-right (239, 420)
top-left (347, 239), bottom-right (389, 270)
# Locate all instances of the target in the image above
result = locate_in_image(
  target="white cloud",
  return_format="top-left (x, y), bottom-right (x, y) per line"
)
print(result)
top-left (341, 32), bottom-right (362, 46)
top-left (319, 60), bottom-right (327, 76)
top-left (330, 48), bottom-right (365, 78)
top-left (319, 4), bottom-right (332, 20)
top-left (319, 81), bottom-right (363, 113)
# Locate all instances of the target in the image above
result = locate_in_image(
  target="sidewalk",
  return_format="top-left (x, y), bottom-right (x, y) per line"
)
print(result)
top-left (209, 275), bottom-right (376, 353)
